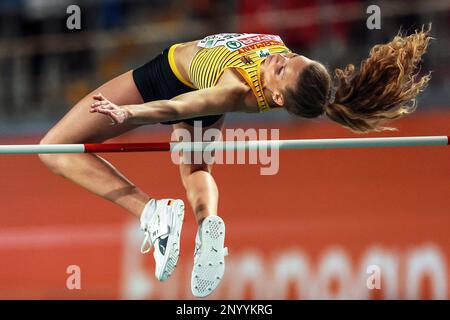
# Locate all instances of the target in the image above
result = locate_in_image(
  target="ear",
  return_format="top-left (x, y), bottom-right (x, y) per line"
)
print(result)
top-left (271, 90), bottom-right (285, 107)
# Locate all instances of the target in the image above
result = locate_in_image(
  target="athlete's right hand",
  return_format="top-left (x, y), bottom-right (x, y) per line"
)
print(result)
top-left (90, 93), bottom-right (131, 125)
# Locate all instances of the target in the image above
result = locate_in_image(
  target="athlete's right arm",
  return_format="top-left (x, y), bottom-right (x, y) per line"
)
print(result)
top-left (90, 84), bottom-right (249, 125)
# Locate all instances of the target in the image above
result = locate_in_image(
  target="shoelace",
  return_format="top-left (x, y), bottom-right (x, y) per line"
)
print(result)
top-left (140, 231), bottom-right (153, 254)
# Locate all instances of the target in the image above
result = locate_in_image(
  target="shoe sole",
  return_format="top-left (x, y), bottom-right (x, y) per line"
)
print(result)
top-left (191, 215), bottom-right (226, 298)
top-left (156, 199), bottom-right (185, 281)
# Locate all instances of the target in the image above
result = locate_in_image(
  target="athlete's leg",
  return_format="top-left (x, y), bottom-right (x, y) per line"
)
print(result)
top-left (172, 115), bottom-right (225, 225)
top-left (39, 71), bottom-right (150, 218)
top-left (172, 116), bottom-right (228, 297)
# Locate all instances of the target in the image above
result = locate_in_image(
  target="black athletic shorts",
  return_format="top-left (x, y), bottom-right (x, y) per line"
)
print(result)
top-left (132, 46), bottom-right (224, 127)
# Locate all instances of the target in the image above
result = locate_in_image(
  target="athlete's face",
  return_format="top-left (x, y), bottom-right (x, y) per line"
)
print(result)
top-left (261, 53), bottom-right (313, 108)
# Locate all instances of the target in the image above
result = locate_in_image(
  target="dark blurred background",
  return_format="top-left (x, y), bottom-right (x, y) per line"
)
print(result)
top-left (0, 0), bottom-right (449, 134)
top-left (0, 0), bottom-right (450, 300)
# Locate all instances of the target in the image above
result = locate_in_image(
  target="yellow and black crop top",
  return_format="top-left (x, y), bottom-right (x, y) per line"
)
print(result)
top-left (169, 33), bottom-right (291, 113)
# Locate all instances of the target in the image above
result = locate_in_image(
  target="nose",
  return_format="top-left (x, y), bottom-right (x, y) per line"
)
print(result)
top-left (271, 54), bottom-right (281, 64)
top-left (277, 53), bottom-right (289, 61)
top-left (274, 54), bottom-right (286, 65)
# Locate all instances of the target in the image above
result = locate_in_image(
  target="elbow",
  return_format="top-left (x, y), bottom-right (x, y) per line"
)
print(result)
top-left (161, 100), bottom-right (182, 122)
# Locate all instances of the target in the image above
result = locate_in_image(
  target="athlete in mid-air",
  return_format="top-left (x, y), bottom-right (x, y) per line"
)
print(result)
top-left (39, 28), bottom-right (432, 297)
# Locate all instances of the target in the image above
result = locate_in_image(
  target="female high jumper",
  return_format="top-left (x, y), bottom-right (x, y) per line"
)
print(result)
top-left (39, 28), bottom-right (432, 297)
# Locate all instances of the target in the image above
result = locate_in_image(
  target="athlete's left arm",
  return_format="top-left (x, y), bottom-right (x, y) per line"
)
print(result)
top-left (90, 84), bottom-right (248, 125)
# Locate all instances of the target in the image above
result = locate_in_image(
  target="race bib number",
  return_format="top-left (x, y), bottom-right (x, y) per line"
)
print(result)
top-left (198, 33), bottom-right (284, 53)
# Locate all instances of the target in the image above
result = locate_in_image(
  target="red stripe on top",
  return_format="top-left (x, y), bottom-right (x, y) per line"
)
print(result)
top-left (84, 143), bottom-right (171, 153)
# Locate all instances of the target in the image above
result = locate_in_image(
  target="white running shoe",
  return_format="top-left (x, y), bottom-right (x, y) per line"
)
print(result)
top-left (140, 198), bottom-right (185, 281)
top-left (191, 215), bottom-right (228, 298)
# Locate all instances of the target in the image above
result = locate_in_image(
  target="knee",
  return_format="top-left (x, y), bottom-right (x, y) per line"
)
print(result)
top-left (179, 163), bottom-right (211, 186)
top-left (179, 164), bottom-right (214, 203)
top-left (38, 137), bottom-right (64, 175)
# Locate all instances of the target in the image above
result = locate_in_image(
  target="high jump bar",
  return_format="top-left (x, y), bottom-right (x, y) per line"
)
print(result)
top-left (0, 136), bottom-right (448, 154)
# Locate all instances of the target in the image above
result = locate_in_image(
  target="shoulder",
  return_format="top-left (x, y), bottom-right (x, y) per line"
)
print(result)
top-left (198, 82), bottom-right (250, 113)
top-left (214, 82), bottom-right (259, 113)
top-left (224, 82), bottom-right (250, 97)
top-left (215, 69), bottom-right (260, 113)
top-left (215, 69), bottom-right (251, 95)
top-left (213, 82), bottom-right (250, 102)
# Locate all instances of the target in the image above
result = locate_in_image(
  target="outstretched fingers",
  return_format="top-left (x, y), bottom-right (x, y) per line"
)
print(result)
top-left (92, 93), bottom-right (105, 101)
top-left (90, 93), bottom-right (113, 112)
top-left (89, 92), bottom-right (131, 125)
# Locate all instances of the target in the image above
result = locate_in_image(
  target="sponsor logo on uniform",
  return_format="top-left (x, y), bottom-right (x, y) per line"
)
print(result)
top-left (240, 55), bottom-right (254, 64)
top-left (238, 34), bottom-right (282, 45)
top-left (226, 40), bottom-right (243, 50)
top-left (204, 39), bottom-right (217, 48)
top-left (257, 49), bottom-right (270, 58)
top-left (198, 33), bottom-right (285, 52)
top-left (237, 40), bottom-right (284, 54)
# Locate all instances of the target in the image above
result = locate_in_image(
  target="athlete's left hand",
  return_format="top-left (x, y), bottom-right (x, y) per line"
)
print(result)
top-left (90, 93), bottom-right (131, 125)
